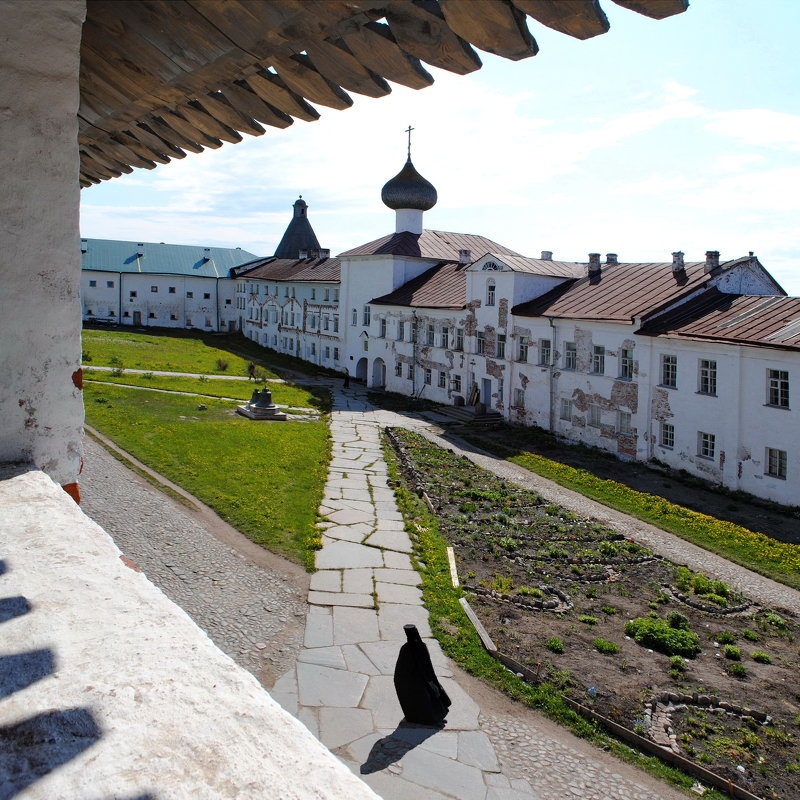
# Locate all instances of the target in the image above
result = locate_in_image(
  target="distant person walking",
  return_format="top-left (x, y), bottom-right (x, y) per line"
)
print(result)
top-left (247, 362), bottom-right (256, 381)
top-left (343, 368), bottom-right (350, 388)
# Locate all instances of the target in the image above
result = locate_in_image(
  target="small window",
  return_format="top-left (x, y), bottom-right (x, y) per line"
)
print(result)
top-left (324, 288), bottom-right (330, 301)
top-left (169, 313), bottom-right (176, 320)
top-left (660, 422), bottom-right (675, 448)
top-left (123, 311), bottom-right (130, 318)
top-left (453, 374), bottom-right (462, 392)
top-left (291, 288), bottom-right (295, 298)
top-left (497, 333), bottom-right (506, 359)
top-left (333, 289), bottom-right (339, 301)
top-left (440, 327), bottom-right (449, 348)
top-left (661, 354), bottom-right (677, 387)
top-left (767, 369), bottom-right (789, 408)
top-left (205, 318), bottom-right (211, 327)
top-left (225, 299), bottom-right (231, 305)
top-left (592, 345), bottom-right (605, 374)
top-left (148, 312), bottom-right (156, 318)
top-left (539, 339), bottom-right (551, 366)
top-left (129, 290), bottom-right (137, 298)
top-left (398, 320), bottom-right (405, 341)
top-left (285, 287), bottom-right (290, 297)
top-left (424, 368), bottom-right (432, 385)
top-left (477, 331), bottom-right (485, 355)
top-left (438, 371), bottom-right (446, 389)
top-left (698, 431), bottom-right (715, 459)
top-left (588, 404), bottom-right (602, 427)
top-left (363, 305), bottom-right (371, 326)
top-left (395, 361), bottom-right (402, 377)
top-left (168, 286), bottom-right (176, 294)
top-left (323, 315), bottom-right (329, 331)
top-left (334, 347), bottom-right (339, 359)
top-left (363, 339), bottom-right (368, 351)
top-left (186, 291), bottom-right (193, 299)
top-left (619, 347), bottom-right (634, 379)
top-left (766, 448), bottom-right (787, 479)
top-left (379, 318), bottom-right (387, 338)
top-left (203, 292), bottom-right (211, 300)
top-left (311, 288), bottom-right (316, 300)
top-left (186, 317), bottom-right (192, 326)
top-left (333, 315), bottom-right (339, 332)
top-left (89, 280), bottom-right (97, 287)
top-left (151, 286), bottom-right (158, 293)
top-left (617, 410), bottom-right (633, 435)
top-left (352, 308), bottom-right (358, 326)
top-left (426, 324), bottom-right (435, 346)
top-left (517, 336), bottom-right (529, 362)
top-left (486, 280), bottom-right (496, 307)
top-left (564, 342), bottom-right (576, 370)
top-left (86, 309), bottom-right (93, 316)
top-left (560, 398), bottom-right (572, 421)
top-left (310, 343), bottom-right (316, 356)
top-left (514, 388), bottom-right (525, 408)
top-left (106, 280), bottom-right (114, 288)
top-left (455, 328), bottom-right (464, 351)
top-left (407, 363), bottom-right (414, 379)
top-left (698, 359), bottom-right (717, 395)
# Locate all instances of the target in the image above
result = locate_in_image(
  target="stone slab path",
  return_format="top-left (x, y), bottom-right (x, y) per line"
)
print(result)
top-left (272, 385), bottom-right (686, 800)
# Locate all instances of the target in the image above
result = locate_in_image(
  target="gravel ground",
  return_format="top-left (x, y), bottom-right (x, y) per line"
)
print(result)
top-left (79, 435), bottom-right (307, 687)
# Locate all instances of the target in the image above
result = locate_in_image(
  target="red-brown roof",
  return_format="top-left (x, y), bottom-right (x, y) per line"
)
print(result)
top-left (371, 262), bottom-right (467, 309)
top-left (339, 230), bottom-right (523, 260)
top-left (482, 253), bottom-right (584, 279)
top-left (512, 258), bottom-right (751, 322)
top-left (235, 256), bottom-right (340, 283)
top-left (638, 289), bottom-right (800, 351)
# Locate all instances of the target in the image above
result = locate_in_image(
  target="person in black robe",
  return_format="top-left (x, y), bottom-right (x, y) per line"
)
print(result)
top-left (393, 624), bottom-right (451, 727)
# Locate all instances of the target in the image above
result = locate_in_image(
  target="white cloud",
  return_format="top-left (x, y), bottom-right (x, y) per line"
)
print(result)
top-left (705, 109), bottom-right (800, 151)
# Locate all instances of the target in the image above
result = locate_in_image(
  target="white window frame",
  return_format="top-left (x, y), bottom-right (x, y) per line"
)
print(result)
top-left (379, 318), bottom-right (387, 338)
top-left (617, 410), bottom-right (633, 435)
top-left (592, 345), bottom-right (605, 374)
top-left (497, 333), bottom-right (506, 359)
top-left (698, 431), bottom-right (715, 459)
top-left (440, 327), bottom-right (449, 348)
top-left (766, 447), bottom-right (787, 479)
top-left (619, 347), bottom-right (634, 379)
top-left (539, 338), bottom-right (551, 366)
top-left (588, 404), bottom-right (602, 427)
top-left (477, 331), bottom-right (485, 355)
top-left (455, 328), bottom-right (464, 351)
top-left (660, 421), bottom-right (675, 448)
top-left (426, 324), bottom-right (435, 346)
top-left (398, 320), bottom-right (405, 341)
top-left (661, 354), bottom-right (677, 387)
top-left (453, 374), bottom-right (462, 392)
top-left (438, 371), bottom-right (446, 389)
top-left (363, 305), bottom-right (371, 326)
top-left (395, 361), bottom-right (402, 377)
top-left (486, 280), bottom-right (496, 307)
top-left (424, 368), bottom-right (432, 385)
top-left (564, 342), bottom-right (576, 370)
top-left (560, 398), bottom-right (572, 421)
top-left (517, 336), bottom-right (529, 362)
top-left (352, 308), bottom-right (358, 326)
top-left (514, 388), bottom-right (525, 408)
top-left (767, 369), bottom-right (789, 408)
top-left (698, 359), bottom-right (717, 395)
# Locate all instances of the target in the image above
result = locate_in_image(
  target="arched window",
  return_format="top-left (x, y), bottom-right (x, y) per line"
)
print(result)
top-left (486, 279), bottom-right (496, 307)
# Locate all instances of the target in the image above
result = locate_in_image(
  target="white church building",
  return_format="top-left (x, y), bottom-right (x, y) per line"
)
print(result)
top-left (234, 158), bottom-right (800, 507)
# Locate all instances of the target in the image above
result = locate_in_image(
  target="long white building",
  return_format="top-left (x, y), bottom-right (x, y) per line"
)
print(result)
top-left (236, 159), bottom-right (799, 506)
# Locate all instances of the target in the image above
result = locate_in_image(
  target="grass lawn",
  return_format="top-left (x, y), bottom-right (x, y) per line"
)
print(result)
top-left (83, 369), bottom-right (331, 412)
top-left (84, 382), bottom-right (330, 567)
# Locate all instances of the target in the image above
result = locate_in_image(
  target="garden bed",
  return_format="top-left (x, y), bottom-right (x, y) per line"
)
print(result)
top-left (388, 428), bottom-right (800, 800)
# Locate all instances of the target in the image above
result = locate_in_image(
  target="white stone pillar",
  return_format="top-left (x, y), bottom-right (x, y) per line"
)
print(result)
top-left (0, 0), bottom-right (86, 494)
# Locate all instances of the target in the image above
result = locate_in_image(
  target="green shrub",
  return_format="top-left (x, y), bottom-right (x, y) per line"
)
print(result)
top-left (751, 650), bottom-right (772, 664)
top-left (723, 645), bottom-right (742, 661)
top-left (592, 638), bottom-right (620, 655)
top-left (667, 611), bottom-right (689, 630)
top-left (215, 358), bottom-right (229, 371)
top-left (701, 593), bottom-right (728, 607)
top-left (693, 573), bottom-right (714, 595)
top-left (578, 615), bottom-right (598, 625)
top-left (601, 605), bottom-right (619, 615)
top-left (764, 612), bottom-right (789, 630)
top-left (711, 580), bottom-right (730, 598)
top-left (742, 629), bottom-right (760, 642)
top-left (675, 566), bottom-right (693, 592)
top-left (669, 655), bottom-right (686, 671)
top-left (728, 663), bottom-right (747, 679)
top-left (498, 536), bottom-right (519, 551)
top-left (517, 586), bottom-right (544, 599)
top-left (545, 636), bottom-right (564, 654)
top-left (716, 632), bottom-right (737, 644)
top-left (625, 617), bottom-right (701, 657)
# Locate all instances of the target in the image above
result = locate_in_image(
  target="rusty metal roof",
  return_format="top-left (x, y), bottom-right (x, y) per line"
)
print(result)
top-left (79, 0), bottom-right (688, 186)
top-left (235, 256), bottom-right (340, 283)
top-left (637, 289), bottom-right (800, 351)
top-left (371, 262), bottom-right (467, 309)
top-left (339, 229), bottom-right (523, 260)
top-left (482, 253), bottom-right (584, 279)
top-left (512, 258), bottom-right (753, 322)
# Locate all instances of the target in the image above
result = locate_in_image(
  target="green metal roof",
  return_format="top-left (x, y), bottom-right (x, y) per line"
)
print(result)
top-left (80, 238), bottom-right (258, 278)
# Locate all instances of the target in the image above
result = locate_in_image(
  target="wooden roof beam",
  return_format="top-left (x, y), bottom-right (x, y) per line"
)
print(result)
top-left (439, 0), bottom-right (538, 61)
top-left (244, 71), bottom-right (321, 122)
top-left (144, 116), bottom-right (206, 154)
top-left (218, 83), bottom-right (294, 130)
top-left (383, 0), bottom-right (483, 75)
top-left (181, 102), bottom-right (243, 144)
top-left (158, 109), bottom-right (225, 150)
top-left (512, 0), bottom-right (609, 40)
top-left (341, 21), bottom-right (434, 90)
top-left (196, 92), bottom-right (266, 138)
top-left (611, 0), bottom-right (689, 20)
top-left (305, 39), bottom-right (392, 98)
top-left (270, 53), bottom-right (353, 110)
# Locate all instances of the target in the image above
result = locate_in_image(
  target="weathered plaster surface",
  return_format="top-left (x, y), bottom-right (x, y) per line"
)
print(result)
top-left (0, 0), bottom-right (85, 485)
top-left (0, 466), bottom-right (379, 800)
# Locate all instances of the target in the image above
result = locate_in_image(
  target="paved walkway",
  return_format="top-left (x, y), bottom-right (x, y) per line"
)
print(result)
top-left (271, 386), bottom-right (686, 800)
top-left (83, 365), bottom-right (285, 382)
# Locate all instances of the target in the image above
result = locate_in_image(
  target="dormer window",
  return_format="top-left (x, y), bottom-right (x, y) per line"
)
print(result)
top-left (486, 280), bottom-right (496, 307)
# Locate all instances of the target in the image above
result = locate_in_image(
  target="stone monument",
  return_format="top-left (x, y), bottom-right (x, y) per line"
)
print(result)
top-left (236, 387), bottom-right (287, 421)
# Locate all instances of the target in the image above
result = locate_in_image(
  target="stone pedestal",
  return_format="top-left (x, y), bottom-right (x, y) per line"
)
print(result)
top-left (236, 387), bottom-right (288, 421)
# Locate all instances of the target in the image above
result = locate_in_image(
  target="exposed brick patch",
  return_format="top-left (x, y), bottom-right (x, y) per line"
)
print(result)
top-left (62, 482), bottom-right (81, 504)
top-left (120, 555), bottom-right (142, 572)
top-left (72, 368), bottom-right (83, 390)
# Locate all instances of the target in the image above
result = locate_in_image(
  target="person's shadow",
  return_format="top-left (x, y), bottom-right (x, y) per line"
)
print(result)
top-left (360, 720), bottom-right (442, 774)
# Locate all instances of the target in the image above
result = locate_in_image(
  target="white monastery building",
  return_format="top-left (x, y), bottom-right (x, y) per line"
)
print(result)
top-left (85, 158), bottom-right (800, 508)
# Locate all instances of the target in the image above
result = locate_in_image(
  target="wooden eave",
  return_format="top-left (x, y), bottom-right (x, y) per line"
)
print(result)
top-left (79, 0), bottom-right (688, 187)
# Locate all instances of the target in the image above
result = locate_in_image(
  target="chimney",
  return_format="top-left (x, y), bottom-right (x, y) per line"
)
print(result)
top-left (203, 247), bottom-right (212, 261)
top-left (540, 250), bottom-right (553, 261)
top-left (672, 251), bottom-right (685, 272)
top-left (319, 248), bottom-right (331, 259)
top-left (606, 253), bottom-right (618, 265)
top-left (705, 250), bottom-right (720, 272)
top-left (588, 253), bottom-right (601, 276)
top-left (80, 239), bottom-right (88, 253)
top-left (458, 249), bottom-right (471, 265)
top-left (298, 249), bottom-right (308, 259)
top-left (136, 243), bottom-right (145, 257)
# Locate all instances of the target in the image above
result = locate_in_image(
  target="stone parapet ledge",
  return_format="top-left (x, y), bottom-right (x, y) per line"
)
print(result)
top-left (0, 466), bottom-right (380, 800)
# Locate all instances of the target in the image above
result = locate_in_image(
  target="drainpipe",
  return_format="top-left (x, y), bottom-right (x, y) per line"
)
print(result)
top-left (117, 272), bottom-right (122, 324)
top-left (411, 310), bottom-right (418, 396)
top-left (215, 277), bottom-right (220, 331)
top-left (644, 329), bottom-right (655, 462)
top-left (547, 317), bottom-right (557, 432)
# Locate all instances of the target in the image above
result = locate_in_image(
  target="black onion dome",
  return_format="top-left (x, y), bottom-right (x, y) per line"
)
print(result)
top-left (381, 158), bottom-right (438, 211)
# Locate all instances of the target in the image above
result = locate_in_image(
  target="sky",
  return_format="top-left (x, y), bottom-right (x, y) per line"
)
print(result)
top-left (80, 0), bottom-right (800, 293)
